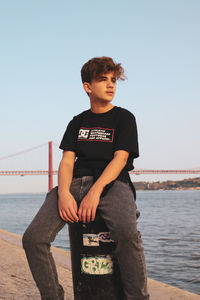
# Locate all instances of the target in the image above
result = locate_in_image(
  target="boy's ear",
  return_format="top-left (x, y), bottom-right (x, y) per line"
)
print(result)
top-left (83, 82), bottom-right (91, 94)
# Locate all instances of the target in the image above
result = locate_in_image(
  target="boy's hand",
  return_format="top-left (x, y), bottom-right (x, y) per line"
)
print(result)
top-left (58, 191), bottom-right (79, 223)
top-left (78, 188), bottom-right (101, 223)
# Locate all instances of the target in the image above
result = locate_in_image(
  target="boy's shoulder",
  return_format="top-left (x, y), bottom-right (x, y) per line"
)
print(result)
top-left (116, 106), bottom-right (136, 120)
top-left (72, 109), bottom-right (90, 121)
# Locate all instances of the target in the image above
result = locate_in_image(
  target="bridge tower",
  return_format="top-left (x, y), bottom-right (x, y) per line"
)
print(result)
top-left (48, 141), bottom-right (53, 191)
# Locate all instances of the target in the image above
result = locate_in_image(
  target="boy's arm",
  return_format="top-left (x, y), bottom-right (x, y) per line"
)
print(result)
top-left (78, 150), bottom-right (129, 223)
top-left (58, 151), bottom-right (79, 223)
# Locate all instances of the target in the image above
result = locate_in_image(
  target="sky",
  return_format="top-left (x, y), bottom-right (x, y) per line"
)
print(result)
top-left (0, 0), bottom-right (200, 193)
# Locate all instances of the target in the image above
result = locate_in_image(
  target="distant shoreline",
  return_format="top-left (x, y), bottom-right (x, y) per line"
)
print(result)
top-left (136, 187), bottom-right (200, 191)
top-left (134, 177), bottom-right (200, 191)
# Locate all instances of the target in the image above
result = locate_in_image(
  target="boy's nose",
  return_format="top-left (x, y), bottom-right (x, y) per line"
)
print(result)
top-left (107, 80), bottom-right (114, 88)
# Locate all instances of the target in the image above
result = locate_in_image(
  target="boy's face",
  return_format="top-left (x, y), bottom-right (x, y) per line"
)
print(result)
top-left (83, 72), bottom-right (116, 103)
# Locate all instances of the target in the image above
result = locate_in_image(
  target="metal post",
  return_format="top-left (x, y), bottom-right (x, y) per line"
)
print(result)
top-left (48, 141), bottom-right (53, 191)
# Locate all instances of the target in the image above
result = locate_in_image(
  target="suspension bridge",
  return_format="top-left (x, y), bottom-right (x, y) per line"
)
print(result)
top-left (0, 141), bottom-right (200, 191)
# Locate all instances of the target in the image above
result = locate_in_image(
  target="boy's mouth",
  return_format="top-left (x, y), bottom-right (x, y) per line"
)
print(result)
top-left (106, 91), bottom-right (114, 95)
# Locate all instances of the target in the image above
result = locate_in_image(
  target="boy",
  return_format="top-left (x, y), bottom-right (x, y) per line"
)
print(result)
top-left (23, 57), bottom-right (149, 300)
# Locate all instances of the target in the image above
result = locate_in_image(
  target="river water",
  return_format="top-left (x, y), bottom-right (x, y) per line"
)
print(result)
top-left (0, 190), bottom-right (199, 295)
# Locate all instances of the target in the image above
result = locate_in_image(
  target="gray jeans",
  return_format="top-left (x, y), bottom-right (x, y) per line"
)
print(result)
top-left (23, 177), bottom-right (149, 300)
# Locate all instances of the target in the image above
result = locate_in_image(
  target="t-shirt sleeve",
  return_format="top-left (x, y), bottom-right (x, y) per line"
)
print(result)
top-left (59, 118), bottom-right (78, 152)
top-left (114, 112), bottom-right (139, 158)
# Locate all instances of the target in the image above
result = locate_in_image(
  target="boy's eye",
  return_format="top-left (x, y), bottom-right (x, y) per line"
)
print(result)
top-left (97, 77), bottom-right (106, 81)
top-left (97, 76), bottom-right (116, 83)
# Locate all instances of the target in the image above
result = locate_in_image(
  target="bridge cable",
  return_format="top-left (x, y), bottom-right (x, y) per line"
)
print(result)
top-left (0, 143), bottom-right (47, 161)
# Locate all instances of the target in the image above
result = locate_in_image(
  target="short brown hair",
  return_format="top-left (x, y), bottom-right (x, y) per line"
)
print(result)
top-left (81, 56), bottom-right (126, 83)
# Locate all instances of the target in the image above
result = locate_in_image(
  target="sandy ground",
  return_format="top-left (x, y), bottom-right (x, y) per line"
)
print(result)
top-left (0, 229), bottom-right (199, 300)
top-left (0, 238), bottom-right (73, 300)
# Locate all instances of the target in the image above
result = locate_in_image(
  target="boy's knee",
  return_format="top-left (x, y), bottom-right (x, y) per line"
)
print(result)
top-left (22, 228), bottom-right (41, 250)
top-left (116, 224), bottom-right (138, 243)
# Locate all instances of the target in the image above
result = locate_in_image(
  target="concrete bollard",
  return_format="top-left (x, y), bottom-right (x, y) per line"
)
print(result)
top-left (68, 212), bottom-right (124, 300)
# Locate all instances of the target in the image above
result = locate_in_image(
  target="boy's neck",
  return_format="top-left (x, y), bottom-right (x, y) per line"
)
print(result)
top-left (90, 102), bottom-right (114, 114)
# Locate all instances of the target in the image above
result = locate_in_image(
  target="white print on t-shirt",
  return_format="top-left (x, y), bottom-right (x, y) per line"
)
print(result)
top-left (78, 127), bottom-right (114, 142)
top-left (78, 129), bottom-right (90, 139)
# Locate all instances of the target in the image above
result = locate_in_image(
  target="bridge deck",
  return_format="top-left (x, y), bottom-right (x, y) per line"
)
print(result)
top-left (0, 169), bottom-right (200, 175)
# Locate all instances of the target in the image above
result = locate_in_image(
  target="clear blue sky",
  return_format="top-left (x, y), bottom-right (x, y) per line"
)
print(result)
top-left (0, 0), bottom-right (200, 192)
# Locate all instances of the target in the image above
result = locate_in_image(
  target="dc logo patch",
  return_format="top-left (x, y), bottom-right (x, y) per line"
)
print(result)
top-left (78, 129), bottom-right (90, 139)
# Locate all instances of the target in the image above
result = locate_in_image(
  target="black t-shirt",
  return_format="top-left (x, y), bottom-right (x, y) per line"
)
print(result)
top-left (59, 106), bottom-right (139, 183)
